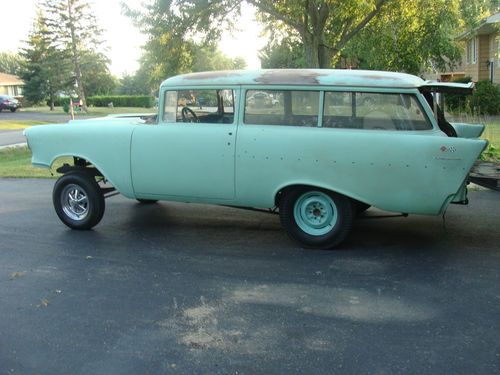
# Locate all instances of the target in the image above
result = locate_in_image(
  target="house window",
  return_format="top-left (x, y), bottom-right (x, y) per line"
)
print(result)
top-left (467, 37), bottom-right (477, 65)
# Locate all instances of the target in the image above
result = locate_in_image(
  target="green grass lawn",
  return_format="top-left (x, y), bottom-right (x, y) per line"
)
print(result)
top-left (0, 147), bottom-right (71, 179)
top-left (0, 120), bottom-right (49, 130)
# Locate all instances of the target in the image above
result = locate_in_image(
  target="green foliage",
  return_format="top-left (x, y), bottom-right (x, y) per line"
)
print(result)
top-left (116, 73), bottom-right (152, 96)
top-left (470, 80), bottom-right (500, 115)
top-left (79, 51), bottom-right (117, 96)
top-left (51, 96), bottom-right (155, 108)
top-left (87, 96), bottom-right (154, 108)
top-left (446, 79), bottom-right (500, 115)
top-left (39, 0), bottom-right (108, 107)
top-left (480, 144), bottom-right (499, 161)
top-left (259, 39), bottom-right (305, 69)
top-left (125, 0), bottom-right (388, 71)
top-left (344, 0), bottom-right (461, 74)
top-left (444, 77), bottom-right (473, 112)
top-left (0, 52), bottom-right (24, 75)
top-left (19, 9), bottom-right (73, 106)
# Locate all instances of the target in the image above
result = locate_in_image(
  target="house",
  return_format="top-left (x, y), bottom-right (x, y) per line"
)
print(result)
top-left (0, 72), bottom-right (24, 97)
top-left (457, 13), bottom-right (500, 83)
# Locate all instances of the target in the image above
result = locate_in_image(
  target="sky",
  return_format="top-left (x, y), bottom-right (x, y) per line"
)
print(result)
top-left (2, 0), bottom-right (266, 77)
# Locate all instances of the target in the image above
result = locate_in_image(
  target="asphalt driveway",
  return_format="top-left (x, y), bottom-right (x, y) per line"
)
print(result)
top-left (0, 179), bottom-right (499, 374)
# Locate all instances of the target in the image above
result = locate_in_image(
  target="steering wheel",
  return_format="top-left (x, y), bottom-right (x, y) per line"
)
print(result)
top-left (181, 106), bottom-right (199, 123)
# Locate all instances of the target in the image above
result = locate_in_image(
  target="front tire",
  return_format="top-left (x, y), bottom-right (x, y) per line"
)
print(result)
top-left (279, 188), bottom-right (354, 249)
top-left (53, 173), bottom-right (105, 230)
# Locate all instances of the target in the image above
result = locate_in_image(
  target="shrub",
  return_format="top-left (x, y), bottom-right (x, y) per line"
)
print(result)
top-left (87, 95), bottom-right (154, 108)
top-left (470, 80), bottom-right (500, 115)
top-left (47, 95), bottom-right (155, 108)
top-left (444, 76), bottom-right (472, 113)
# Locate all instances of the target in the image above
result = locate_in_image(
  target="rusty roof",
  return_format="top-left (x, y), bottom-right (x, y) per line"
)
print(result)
top-left (161, 69), bottom-right (425, 89)
top-left (0, 72), bottom-right (24, 86)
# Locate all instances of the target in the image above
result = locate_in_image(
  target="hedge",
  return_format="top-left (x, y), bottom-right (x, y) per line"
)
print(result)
top-left (48, 95), bottom-right (155, 108)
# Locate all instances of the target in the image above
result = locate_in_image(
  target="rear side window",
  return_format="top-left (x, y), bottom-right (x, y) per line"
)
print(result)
top-left (244, 90), bottom-right (319, 127)
top-left (323, 92), bottom-right (432, 130)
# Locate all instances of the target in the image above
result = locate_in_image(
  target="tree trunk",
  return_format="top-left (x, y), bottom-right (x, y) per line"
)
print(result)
top-left (303, 33), bottom-right (320, 68)
top-left (67, 0), bottom-right (87, 112)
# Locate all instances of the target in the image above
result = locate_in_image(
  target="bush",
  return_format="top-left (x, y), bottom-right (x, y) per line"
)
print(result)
top-left (87, 95), bottom-right (154, 108)
top-left (444, 76), bottom-right (472, 113)
top-left (470, 80), bottom-right (500, 115)
top-left (445, 78), bottom-right (500, 115)
top-left (47, 95), bottom-right (155, 108)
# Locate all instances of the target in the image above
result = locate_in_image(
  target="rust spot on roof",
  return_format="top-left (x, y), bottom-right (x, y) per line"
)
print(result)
top-left (254, 70), bottom-right (329, 85)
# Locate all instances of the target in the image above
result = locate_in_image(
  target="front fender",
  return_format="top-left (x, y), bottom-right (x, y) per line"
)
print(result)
top-left (25, 123), bottom-right (136, 198)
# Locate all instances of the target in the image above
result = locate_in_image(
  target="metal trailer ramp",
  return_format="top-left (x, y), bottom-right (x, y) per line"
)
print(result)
top-left (469, 161), bottom-right (500, 191)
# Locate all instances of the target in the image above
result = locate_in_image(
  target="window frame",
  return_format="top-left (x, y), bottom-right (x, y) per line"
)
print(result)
top-left (242, 87), bottom-right (322, 127)
top-left (160, 86), bottom-right (239, 125)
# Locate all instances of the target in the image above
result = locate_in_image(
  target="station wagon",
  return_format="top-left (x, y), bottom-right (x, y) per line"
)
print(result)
top-left (24, 69), bottom-right (488, 248)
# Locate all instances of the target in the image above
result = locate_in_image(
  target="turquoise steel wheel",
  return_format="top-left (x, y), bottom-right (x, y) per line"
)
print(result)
top-left (279, 188), bottom-right (354, 249)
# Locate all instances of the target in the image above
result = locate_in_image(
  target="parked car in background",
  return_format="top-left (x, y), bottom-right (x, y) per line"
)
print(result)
top-left (0, 95), bottom-right (21, 112)
top-left (24, 69), bottom-right (488, 249)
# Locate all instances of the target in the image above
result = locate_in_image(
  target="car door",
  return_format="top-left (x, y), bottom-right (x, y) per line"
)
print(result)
top-left (130, 88), bottom-right (238, 200)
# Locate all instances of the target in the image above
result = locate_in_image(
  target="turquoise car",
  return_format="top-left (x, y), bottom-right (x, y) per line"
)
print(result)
top-left (24, 69), bottom-right (488, 248)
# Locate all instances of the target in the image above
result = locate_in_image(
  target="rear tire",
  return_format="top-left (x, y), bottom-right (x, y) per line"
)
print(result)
top-left (10, 108), bottom-right (17, 112)
top-left (279, 188), bottom-right (354, 249)
top-left (53, 173), bottom-right (105, 230)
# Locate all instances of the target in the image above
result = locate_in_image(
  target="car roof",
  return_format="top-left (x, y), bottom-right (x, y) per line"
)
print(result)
top-left (160, 69), bottom-right (426, 89)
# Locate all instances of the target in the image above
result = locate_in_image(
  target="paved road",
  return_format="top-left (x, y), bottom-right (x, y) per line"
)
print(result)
top-left (1, 179), bottom-right (499, 374)
top-left (0, 110), bottom-right (84, 123)
top-left (0, 111), bottom-right (100, 147)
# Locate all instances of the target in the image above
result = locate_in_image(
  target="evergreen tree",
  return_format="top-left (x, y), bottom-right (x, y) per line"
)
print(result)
top-left (40, 0), bottom-right (104, 110)
top-left (20, 9), bottom-right (71, 108)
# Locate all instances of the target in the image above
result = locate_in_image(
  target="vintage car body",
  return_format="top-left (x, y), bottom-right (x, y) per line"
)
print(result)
top-left (24, 69), bottom-right (488, 248)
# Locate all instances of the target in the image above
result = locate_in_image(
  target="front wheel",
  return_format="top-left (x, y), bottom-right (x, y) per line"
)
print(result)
top-left (10, 108), bottom-right (17, 112)
top-left (279, 188), bottom-right (354, 249)
top-left (53, 173), bottom-right (105, 230)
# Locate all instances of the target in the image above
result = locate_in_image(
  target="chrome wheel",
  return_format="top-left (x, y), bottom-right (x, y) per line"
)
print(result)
top-left (293, 191), bottom-right (338, 236)
top-left (61, 184), bottom-right (89, 221)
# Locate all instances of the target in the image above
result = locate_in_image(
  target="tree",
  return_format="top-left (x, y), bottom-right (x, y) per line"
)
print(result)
top-left (0, 52), bottom-right (23, 75)
top-left (40, 0), bottom-right (105, 110)
top-left (19, 9), bottom-right (72, 108)
top-left (79, 51), bottom-right (117, 96)
top-left (344, 0), bottom-right (462, 74)
top-left (125, 0), bottom-right (389, 69)
top-left (259, 39), bottom-right (305, 69)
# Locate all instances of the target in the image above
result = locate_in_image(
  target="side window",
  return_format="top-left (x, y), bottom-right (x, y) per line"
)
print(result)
top-left (323, 92), bottom-right (432, 131)
top-left (163, 89), bottom-right (235, 123)
top-left (244, 89), bottom-right (319, 126)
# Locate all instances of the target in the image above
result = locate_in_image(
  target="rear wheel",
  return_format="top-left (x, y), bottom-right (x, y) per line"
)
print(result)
top-left (53, 173), bottom-right (105, 230)
top-left (279, 188), bottom-right (354, 249)
top-left (10, 108), bottom-right (17, 112)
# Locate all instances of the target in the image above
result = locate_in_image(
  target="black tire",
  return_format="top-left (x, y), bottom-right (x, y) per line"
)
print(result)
top-left (137, 199), bottom-right (158, 204)
top-left (355, 202), bottom-right (371, 215)
top-left (10, 108), bottom-right (17, 112)
top-left (53, 173), bottom-right (105, 230)
top-left (279, 187), bottom-right (354, 249)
